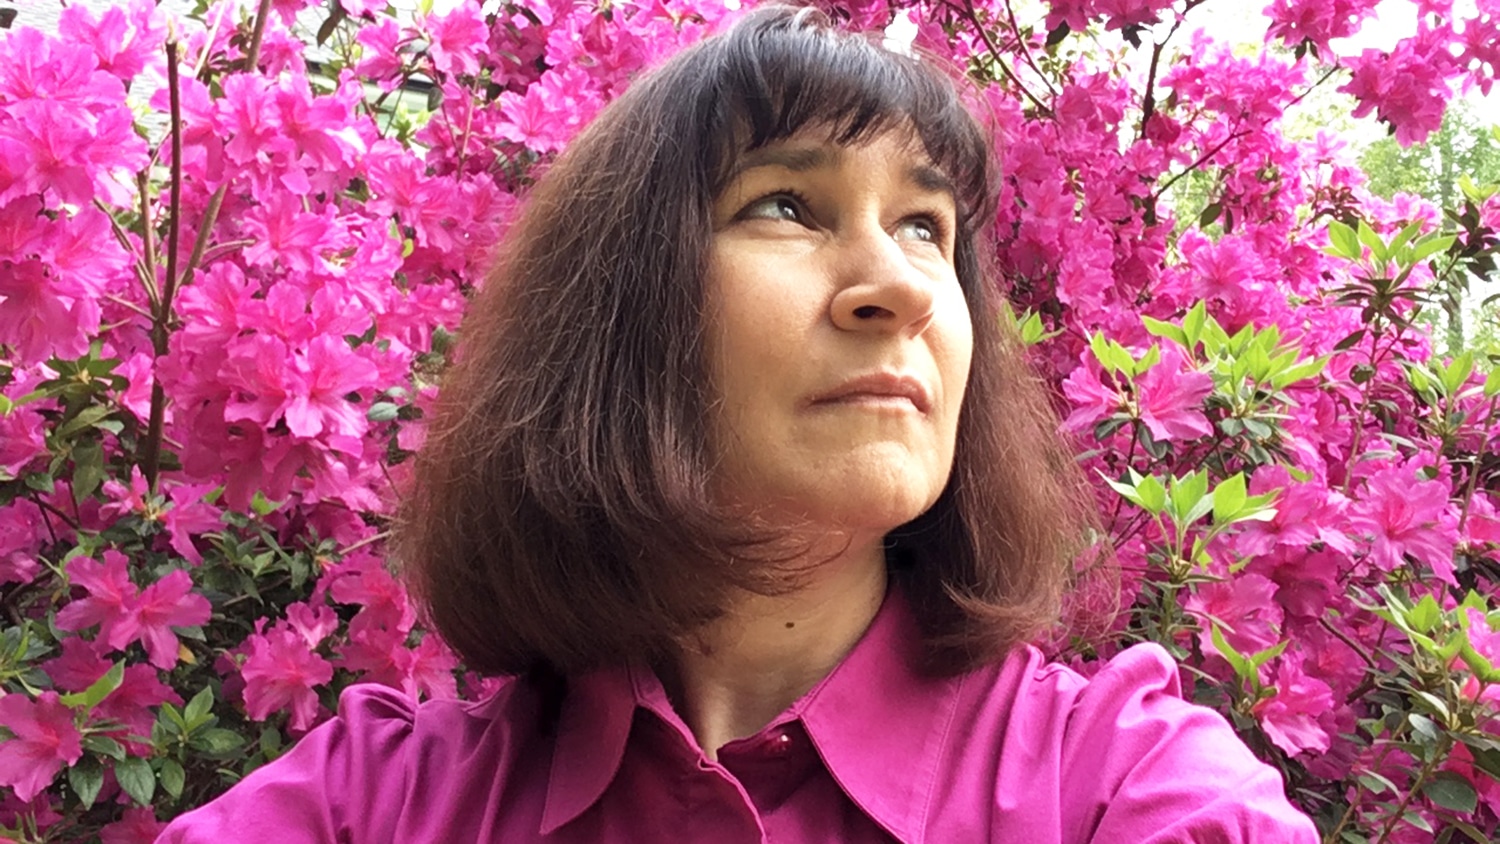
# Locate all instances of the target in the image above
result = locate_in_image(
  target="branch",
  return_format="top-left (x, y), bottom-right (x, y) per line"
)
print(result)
top-left (177, 0), bottom-right (273, 294)
top-left (955, 0), bottom-right (1052, 117)
top-left (1000, 0), bottom-right (1056, 97)
top-left (1152, 126), bottom-right (1252, 201)
top-left (141, 37), bottom-right (185, 493)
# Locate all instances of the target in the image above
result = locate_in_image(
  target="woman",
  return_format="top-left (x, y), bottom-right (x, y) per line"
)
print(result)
top-left (160, 8), bottom-right (1318, 842)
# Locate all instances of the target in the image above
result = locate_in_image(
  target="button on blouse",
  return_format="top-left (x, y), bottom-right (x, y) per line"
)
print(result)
top-left (156, 588), bottom-right (1319, 843)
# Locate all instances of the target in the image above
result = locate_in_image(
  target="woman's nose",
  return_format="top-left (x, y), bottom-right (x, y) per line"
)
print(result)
top-left (828, 227), bottom-right (936, 338)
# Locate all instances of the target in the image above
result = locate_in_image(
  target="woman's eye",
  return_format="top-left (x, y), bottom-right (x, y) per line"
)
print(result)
top-left (741, 195), bottom-right (803, 223)
top-left (895, 217), bottom-right (939, 244)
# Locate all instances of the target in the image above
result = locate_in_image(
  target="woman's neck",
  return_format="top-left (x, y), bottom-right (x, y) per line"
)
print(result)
top-left (663, 536), bottom-right (889, 760)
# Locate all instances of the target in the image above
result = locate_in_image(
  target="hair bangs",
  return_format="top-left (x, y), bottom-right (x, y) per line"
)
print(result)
top-left (705, 8), bottom-right (994, 233)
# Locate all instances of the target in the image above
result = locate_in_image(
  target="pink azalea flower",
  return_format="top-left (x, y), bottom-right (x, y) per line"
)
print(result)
top-left (1265, 0), bottom-right (1380, 53)
top-left (39, 637), bottom-right (111, 692)
top-left (1347, 465), bottom-right (1460, 582)
top-left (99, 807), bottom-right (165, 844)
top-left (354, 18), bottom-right (406, 85)
top-left (0, 258), bottom-right (99, 364)
top-left (1061, 360), bottom-right (1123, 434)
top-left (284, 601), bottom-right (338, 649)
top-left (1134, 346), bottom-right (1214, 441)
top-left (161, 482), bottom-right (223, 565)
top-left (95, 665), bottom-right (181, 753)
top-left (1252, 659), bottom-right (1335, 755)
top-left (100, 465), bottom-right (151, 523)
top-left (1186, 573), bottom-right (1284, 658)
top-left (1340, 32), bottom-right (1453, 146)
top-left (135, 569), bottom-right (212, 669)
top-left (1236, 465), bottom-right (1354, 558)
top-left (0, 403), bottom-right (46, 477)
top-left (424, 3), bottom-right (489, 76)
top-left (0, 691), bottom-right (83, 802)
top-left (282, 335), bottom-right (381, 440)
top-left (55, 552), bottom-right (142, 653)
top-left (240, 194), bottom-right (343, 273)
top-left (0, 501), bottom-right (44, 586)
top-left (240, 627), bottom-right (334, 731)
top-left (57, 0), bottom-right (168, 83)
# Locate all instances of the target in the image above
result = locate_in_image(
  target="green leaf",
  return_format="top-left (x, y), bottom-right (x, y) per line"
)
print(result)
top-left (1327, 220), bottom-right (1360, 260)
top-left (193, 727), bottom-right (246, 755)
top-left (1407, 594), bottom-right (1442, 634)
top-left (59, 661), bottom-right (124, 711)
top-left (160, 758), bottom-right (186, 800)
top-left (1134, 473), bottom-right (1167, 515)
top-left (69, 757), bottom-right (104, 809)
top-left (1411, 233), bottom-right (1457, 264)
top-left (1209, 623), bottom-right (1256, 685)
top-left (1248, 639), bottom-right (1289, 669)
top-left (1484, 367), bottom-right (1500, 399)
top-left (1408, 712), bottom-right (1441, 745)
top-left (367, 401), bottom-right (399, 422)
top-left (1090, 332), bottom-right (1117, 375)
top-left (1388, 219), bottom-right (1425, 256)
top-left (81, 734), bottom-right (126, 761)
top-left (55, 405), bottom-right (114, 439)
top-left (1423, 772), bottom-right (1479, 815)
top-left (1182, 302), bottom-right (1208, 350)
top-left (1356, 220), bottom-right (1386, 263)
top-left (71, 439), bottom-right (106, 503)
top-left (1169, 471), bottom-right (1213, 526)
top-left (1142, 316), bottom-right (1189, 350)
top-left (1211, 473), bottom-right (1247, 525)
top-left (184, 686), bottom-right (215, 729)
top-left (250, 491), bottom-right (281, 517)
top-left (1413, 690), bottom-right (1452, 723)
top-left (1440, 352), bottom-right (1475, 396)
top-left (115, 756), bottom-right (156, 805)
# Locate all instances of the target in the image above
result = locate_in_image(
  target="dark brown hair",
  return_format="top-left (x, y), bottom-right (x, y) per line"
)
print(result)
top-left (397, 6), bottom-right (1094, 677)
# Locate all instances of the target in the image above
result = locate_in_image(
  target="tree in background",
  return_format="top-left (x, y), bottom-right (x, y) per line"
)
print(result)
top-left (1360, 104), bottom-right (1500, 355)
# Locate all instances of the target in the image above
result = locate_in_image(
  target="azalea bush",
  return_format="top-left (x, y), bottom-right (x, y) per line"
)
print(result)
top-left (1, 0), bottom-right (1499, 840)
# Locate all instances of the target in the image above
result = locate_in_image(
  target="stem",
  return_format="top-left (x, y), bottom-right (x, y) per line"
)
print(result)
top-left (31, 490), bottom-right (82, 534)
top-left (453, 90), bottom-right (476, 173)
top-left (1341, 321), bottom-right (1389, 494)
top-left (134, 174), bottom-right (161, 309)
top-left (1319, 615), bottom-right (1379, 672)
top-left (955, 0), bottom-right (1052, 116)
top-left (194, 0), bottom-right (233, 79)
top-left (1152, 127), bottom-right (1251, 201)
top-left (1134, 0), bottom-right (1203, 141)
top-left (1325, 792), bottom-right (1361, 843)
top-left (27, 492), bottom-right (63, 545)
top-left (339, 529), bottom-right (391, 557)
top-left (179, 0), bottom-right (273, 292)
top-left (242, 0), bottom-right (272, 74)
top-left (102, 293), bottom-right (155, 321)
top-left (141, 38), bottom-right (185, 494)
top-left (999, 0), bottom-right (1056, 96)
top-left (1373, 740), bottom-right (1448, 844)
top-left (1455, 393), bottom-right (1499, 533)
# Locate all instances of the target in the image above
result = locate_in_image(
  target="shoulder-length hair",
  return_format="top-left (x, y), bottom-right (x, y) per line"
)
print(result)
top-left (397, 6), bottom-right (1094, 678)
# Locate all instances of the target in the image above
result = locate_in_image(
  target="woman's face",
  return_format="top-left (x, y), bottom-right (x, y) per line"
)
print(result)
top-left (706, 129), bottom-right (974, 535)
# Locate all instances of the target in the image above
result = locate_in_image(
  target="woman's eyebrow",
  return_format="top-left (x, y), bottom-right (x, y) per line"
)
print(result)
top-left (727, 146), bottom-right (953, 198)
top-left (729, 146), bottom-right (838, 180)
top-left (907, 164), bottom-right (954, 197)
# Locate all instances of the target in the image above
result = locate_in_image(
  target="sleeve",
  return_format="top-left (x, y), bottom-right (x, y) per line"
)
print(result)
top-left (155, 684), bottom-right (416, 844)
top-left (1059, 644), bottom-right (1320, 844)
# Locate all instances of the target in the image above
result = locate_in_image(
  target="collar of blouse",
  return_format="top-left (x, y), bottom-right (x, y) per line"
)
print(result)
top-left (538, 586), bottom-right (963, 842)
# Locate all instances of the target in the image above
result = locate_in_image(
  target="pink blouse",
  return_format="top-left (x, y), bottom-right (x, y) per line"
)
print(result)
top-left (157, 589), bottom-right (1318, 843)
